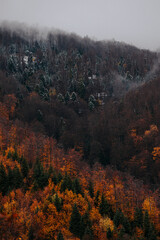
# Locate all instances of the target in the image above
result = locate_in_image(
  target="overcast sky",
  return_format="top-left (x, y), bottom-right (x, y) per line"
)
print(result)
top-left (0, 0), bottom-right (160, 51)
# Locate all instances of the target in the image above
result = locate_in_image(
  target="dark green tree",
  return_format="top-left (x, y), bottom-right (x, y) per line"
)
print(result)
top-left (148, 223), bottom-right (157, 240)
top-left (60, 173), bottom-right (73, 192)
top-left (82, 226), bottom-right (94, 240)
top-left (134, 207), bottom-right (143, 228)
top-left (21, 157), bottom-right (29, 178)
top-left (122, 216), bottom-right (131, 235)
top-left (7, 166), bottom-right (13, 191)
top-left (64, 91), bottom-right (70, 104)
top-left (0, 162), bottom-right (7, 195)
top-left (33, 158), bottom-right (48, 189)
top-left (69, 203), bottom-right (82, 238)
top-left (57, 231), bottom-right (64, 240)
top-left (88, 181), bottom-right (94, 198)
top-left (94, 190), bottom-right (100, 207)
top-left (107, 228), bottom-right (113, 239)
top-left (73, 178), bottom-right (83, 195)
top-left (28, 225), bottom-right (34, 240)
top-left (54, 193), bottom-right (63, 212)
top-left (13, 165), bottom-right (23, 189)
top-left (144, 210), bottom-right (150, 238)
top-left (99, 193), bottom-right (113, 219)
top-left (113, 210), bottom-right (122, 228)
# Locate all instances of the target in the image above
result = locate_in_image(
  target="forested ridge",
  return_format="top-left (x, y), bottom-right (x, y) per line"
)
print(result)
top-left (0, 24), bottom-right (160, 239)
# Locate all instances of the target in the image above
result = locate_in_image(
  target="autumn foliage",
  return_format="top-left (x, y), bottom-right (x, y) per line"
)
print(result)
top-left (0, 98), bottom-right (159, 240)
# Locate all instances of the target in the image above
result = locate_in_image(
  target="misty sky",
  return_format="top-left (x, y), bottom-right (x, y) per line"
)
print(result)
top-left (0, 0), bottom-right (160, 51)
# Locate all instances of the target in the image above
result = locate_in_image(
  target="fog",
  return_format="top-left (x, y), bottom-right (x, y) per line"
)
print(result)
top-left (0, 0), bottom-right (160, 51)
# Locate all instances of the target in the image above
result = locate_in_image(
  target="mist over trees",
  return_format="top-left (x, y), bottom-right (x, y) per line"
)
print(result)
top-left (0, 23), bottom-right (160, 187)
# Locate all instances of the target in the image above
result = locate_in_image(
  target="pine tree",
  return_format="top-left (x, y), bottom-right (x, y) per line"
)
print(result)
top-left (144, 210), bottom-right (150, 238)
top-left (28, 225), bottom-right (34, 240)
top-left (64, 91), bottom-right (70, 104)
top-left (54, 193), bottom-right (63, 212)
top-left (81, 211), bottom-right (93, 239)
top-left (88, 181), bottom-right (94, 198)
top-left (21, 157), bottom-right (29, 178)
top-left (69, 203), bottom-right (82, 238)
top-left (82, 226), bottom-right (94, 240)
top-left (113, 210), bottom-right (122, 228)
top-left (148, 223), bottom-right (157, 240)
top-left (94, 190), bottom-right (100, 207)
top-left (13, 165), bottom-right (23, 189)
top-left (0, 162), bottom-right (7, 195)
top-left (134, 207), bottom-right (143, 228)
top-left (60, 173), bottom-right (73, 192)
top-left (107, 228), bottom-right (113, 239)
top-left (33, 158), bottom-right (48, 189)
top-left (73, 178), bottom-right (83, 195)
top-left (7, 166), bottom-right (13, 191)
top-left (57, 231), bottom-right (64, 240)
top-left (99, 193), bottom-right (113, 218)
top-left (122, 216), bottom-right (131, 234)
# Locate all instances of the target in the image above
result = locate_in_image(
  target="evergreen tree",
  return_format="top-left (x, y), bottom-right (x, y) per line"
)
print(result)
top-left (122, 216), bottom-right (131, 235)
top-left (134, 207), bottom-right (143, 228)
top-left (33, 158), bottom-right (48, 189)
top-left (21, 157), bottom-right (29, 178)
top-left (88, 181), bottom-right (94, 198)
top-left (57, 231), bottom-right (64, 240)
top-left (57, 172), bottom-right (63, 183)
top-left (144, 210), bottom-right (150, 238)
top-left (71, 92), bottom-right (77, 102)
top-left (28, 225), bottom-right (34, 240)
top-left (64, 91), bottom-right (70, 104)
top-left (13, 165), bottom-right (23, 189)
top-left (118, 227), bottom-right (125, 240)
top-left (99, 193), bottom-right (113, 218)
top-left (107, 228), bottom-right (113, 239)
top-left (82, 226), bottom-right (94, 240)
top-left (81, 211), bottom-right (93, 239)
top-left (54, 193), bottom-right (63, 212)
top-left (12, 150), bottom-right (19, 161)
top-left (94, 190), bottom-right (100, 207)
top-left (113, 210), bottom-right (122, 228)
top-left (7, 166), bottom-right (13, 191)
top-left (148, 223), bottom-right (157, 240)
top-left (69, 203), bottom-right (82, 238)
top-left (73, 178), bottom-right (83, 195)
top-left (0, 162), bottom-right (7, 195)
top-left (60, 173), bottom-right (73, 192)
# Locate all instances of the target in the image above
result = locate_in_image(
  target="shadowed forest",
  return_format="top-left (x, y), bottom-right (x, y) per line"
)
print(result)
top-left (0, 24), bottom-right (160, 239)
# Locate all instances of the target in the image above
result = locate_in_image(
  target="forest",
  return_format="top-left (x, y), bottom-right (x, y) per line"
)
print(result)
top-left (0, 24), bottom-right (160, 239)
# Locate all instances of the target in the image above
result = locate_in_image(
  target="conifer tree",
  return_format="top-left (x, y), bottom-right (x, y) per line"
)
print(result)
top-left (7, 166), bottom-right (13, 191)
top-left (57, 231), bottom-right (64, 240)
top-left (13, 165), bottom-right (23, 189)
top-left (144, 210), bottom-right (150, 238)
top-left (99, 193), bottom-right (113, 218)
top-left (82, 226), bottom-right (94, 240)
top-left (60, 173), bottom-right (73, 192)
top-left (69, 203), bottom-right (82, 238)
top-left (21, 157), bottom-right (29, 178)
top-left (113, 210), bottom-right (122, 228)
top-left (54, 193), bottom-right (63, 212)
top-left (28, 225), bottom-right (34, 240)
top-left (94, 190), bottom-right (100, 207)
top-left (88, 181), bottom-right (94, 198)
top-left (107, 228), bottom-right (113, 239)
top-left (134, 207), bottom-right (143, 228)
top-left (73, 178), bottom-right (83, 195)
top-left (0, 162), bottom-right (7, 195)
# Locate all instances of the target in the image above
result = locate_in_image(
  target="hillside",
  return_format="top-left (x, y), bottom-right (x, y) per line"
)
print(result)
top-left (0, 24), bottom-right (160, 239)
